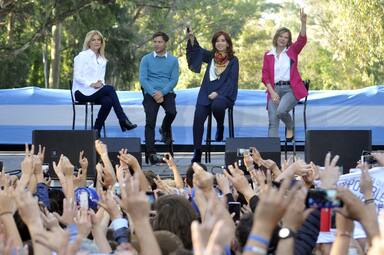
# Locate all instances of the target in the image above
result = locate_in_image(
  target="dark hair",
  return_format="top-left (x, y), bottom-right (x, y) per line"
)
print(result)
top-left (186, 162), bottom-right (207, 188)
top-left (144, 170), bottom-right (157, 190)
top-left (272, 27), bottom-right (292, 48)
top-left (153, 195), bottom-right (198, 249)
top-left (236, 213), bottom-right (280, 253)
top-left (154, 230), bottom-right (184, 255)
top-left (152, 31), bottom-right (169, 42)
top-left (211, 31), bottom-right (234, 59)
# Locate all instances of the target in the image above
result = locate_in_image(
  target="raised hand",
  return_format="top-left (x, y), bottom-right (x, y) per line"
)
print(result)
top-left (78, 150), bottom-right (88, 173)
top-left (37, 144), bottom-right (46, 163)
top-left (95, 140), bottom-right (108, 156)
top-left (250, 147), bottom-right (262, 166)
top-left (300, 8), bottom-right (307, 24)
top-left (224, 163), bottom-right (256, 203)
top-left (96, 162), bottom-right (115, 188)
top-left (359, 164), bottom-right (373, 199)
top-left (320, 152), bottom-right (340, 189)
top-left (192, 163), bottom-right (214, 192)
top-left (14, 189), bottom-right (43, 228)
top-left (0, 184), bottom-right (16, 216)
top-left (53, 198), bottom-right (76, 226)
top-left (215, 173), bottom-right (231, 195)
top-left (74, 207), bottom-right (92, 238)
top-left (98, 189), bottom-right (122, 220)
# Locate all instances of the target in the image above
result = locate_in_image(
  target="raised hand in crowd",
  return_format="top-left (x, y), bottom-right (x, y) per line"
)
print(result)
top-left (330, 213), bottom-right (355, 255)
top-left (117, 172), bottom-right (161, 255)
top-left (73, 150), bottom-right (88, 189)
top-left (163, 152), bottom-right (184, 189)
top-left (95, 140), bottom-right (116, 184)
top-left (215, 173), bottom-right (232, 195)
top-left (53, 154), bottom-right (75, 200)
top-left (89, 207), bottom-right (112, 253)
top-left (244, 178), bottom-right (299, 255)
top-left (192, 162), bottom-right (214, 193)
top-left (320, 152), bottom-right (340, 189)
top-left (276, 186), bottom-right (314, 255)
top-left (0, 182), bottom-right (22, 248)
top-left (372, 152), bottom-right (384, 166)
top-left (96, 162), bottom-right (115, 189)
top-left (224, 163), bottom-right (256, 204)
top-left (118, 148), bottom-right (150, 191)
top-left (336, 188), bottom-right (380, 246)
top-left (274, 159), bottom-right (310, 182)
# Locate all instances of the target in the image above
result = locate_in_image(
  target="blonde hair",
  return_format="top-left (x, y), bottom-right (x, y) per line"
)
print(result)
top-left (82, 30), bottom-right (106, 58)
top-left (272, 27), bottom-right (292, 48)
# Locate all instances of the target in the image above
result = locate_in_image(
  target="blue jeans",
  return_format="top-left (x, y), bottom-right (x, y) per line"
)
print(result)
top-left (267, 85), bottom-right (298, 137)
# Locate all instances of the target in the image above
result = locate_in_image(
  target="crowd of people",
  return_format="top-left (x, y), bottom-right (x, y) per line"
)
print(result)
top-left (0, 141), bottom-right (384, 255)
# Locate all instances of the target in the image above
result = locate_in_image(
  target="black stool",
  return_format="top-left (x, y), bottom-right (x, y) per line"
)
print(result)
top-left (284, 80), bottom-right (310, 159)
top-left (205, 107), bottom-right (235, 163)
top-left (70, 80), bottom-right (106, 137)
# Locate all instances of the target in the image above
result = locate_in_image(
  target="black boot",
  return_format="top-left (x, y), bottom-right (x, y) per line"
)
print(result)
top-left (191, 149), bottom-right (202, 163)
top-left (159, 128), bottom-right (172, 145)
top-left (215, 125), bottom-right (224, 142)
top-left (119, 119), bottom-right (137, 132)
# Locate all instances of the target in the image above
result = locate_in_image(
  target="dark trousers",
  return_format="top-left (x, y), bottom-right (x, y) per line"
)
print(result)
top-left (193, 97), bottom-right (231, 151)
top-left (75, 85), bottom-right (127, 131)
top-left (143, 93), bottom-right (177, 155)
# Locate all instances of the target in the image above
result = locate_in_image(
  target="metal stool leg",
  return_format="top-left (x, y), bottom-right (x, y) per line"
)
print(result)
top-left (292, 107), bottom-right (296, 160)
top-left (91, 103), bottom-right (94, 129)
top-left (85, 103), bottom-right (89, 129)
top-left (228, 107), bottom-right (234, 138)
top-left (205, 111), bottom-right (212, 164)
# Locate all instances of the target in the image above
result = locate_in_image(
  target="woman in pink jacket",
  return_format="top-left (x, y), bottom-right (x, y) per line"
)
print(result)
top-left (262, 9), bottom-right (308, 140)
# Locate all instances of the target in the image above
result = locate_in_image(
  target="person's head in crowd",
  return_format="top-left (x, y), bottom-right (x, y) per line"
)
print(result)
top-left (185, 162), bottom-right (207, 188)
top-left (211, 31), bottom-right (235, 59)
top-left (154, 230), bottom-right (184, 255)
top-left (152, 31), bottom-right (169, 55)
top-left (82, 30), bottom-right (106, 58)
top-left (235, 212), bottom-right (280, 253)
top-left (153, 194), bottom-right (198, 249)
top-left (48, 188), bottom-right (65, 215)
top-left (144, 170), bottom-right (158, 190)
top-left (272, 27), bottom-right (293, 48)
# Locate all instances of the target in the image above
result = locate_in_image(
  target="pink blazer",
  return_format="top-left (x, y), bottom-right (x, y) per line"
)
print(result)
top-left (262, 34), bottom-right (308, 105)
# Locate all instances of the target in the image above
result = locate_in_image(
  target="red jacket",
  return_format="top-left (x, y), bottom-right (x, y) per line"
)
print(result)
top-left (262, 34), bottom-right (308, 104)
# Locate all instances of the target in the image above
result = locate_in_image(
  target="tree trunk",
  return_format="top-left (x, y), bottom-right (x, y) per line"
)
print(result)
top-left (48, 21), bottom-right (62, 88)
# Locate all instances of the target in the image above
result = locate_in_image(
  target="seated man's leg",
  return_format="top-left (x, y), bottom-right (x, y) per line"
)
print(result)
top-left (143, 93), bottom-right (160, 157)
top-left (160, 93), bottom-right (177, 144)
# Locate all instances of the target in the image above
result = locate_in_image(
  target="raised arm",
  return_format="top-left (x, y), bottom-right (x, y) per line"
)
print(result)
top-left (186, 28), bottom-right (213, 73)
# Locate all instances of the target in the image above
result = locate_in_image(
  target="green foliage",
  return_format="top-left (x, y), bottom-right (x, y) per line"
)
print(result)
top-left (0, 0), bottom-right (383, 90)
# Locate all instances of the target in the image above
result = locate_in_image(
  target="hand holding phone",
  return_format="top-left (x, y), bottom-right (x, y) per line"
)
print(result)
top-left (305, 189), bottom-right (343, 208)
top-left (79, 190), bottom-right (89, 210)
top-left (228, 202), bottom-right (241, 222)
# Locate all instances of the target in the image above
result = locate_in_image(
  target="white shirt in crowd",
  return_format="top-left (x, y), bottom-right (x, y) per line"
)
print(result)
top-left (72, 48), bottom-right (107, 97)
top-left (268, 47), bottom-right (291, 83)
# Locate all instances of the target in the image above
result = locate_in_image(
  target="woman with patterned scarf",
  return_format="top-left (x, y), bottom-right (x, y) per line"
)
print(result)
top-left (186, 29), bottom-right (239, 163)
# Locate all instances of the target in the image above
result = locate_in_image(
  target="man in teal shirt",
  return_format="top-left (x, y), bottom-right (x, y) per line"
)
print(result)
top-left (140, 31), bottom-right (179, 164)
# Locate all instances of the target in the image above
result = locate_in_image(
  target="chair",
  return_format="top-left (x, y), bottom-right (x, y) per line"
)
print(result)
top-left (69, 80), bottom-right (106, 137)
top-left (284, 80), bottom-right (310, 159)
top-left (205, 106), bottom-right (234, 163)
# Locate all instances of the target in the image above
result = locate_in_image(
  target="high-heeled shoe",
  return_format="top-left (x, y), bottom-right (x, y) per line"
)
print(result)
top-left (119, 119), bottom-right (137, 132)
top-left (285, 128), bottom-right (294, 142)
top-left (215, 125), bottom-right (224, 142)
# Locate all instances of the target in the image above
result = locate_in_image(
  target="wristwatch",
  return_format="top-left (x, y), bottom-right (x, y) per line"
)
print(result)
top-left (278, 227), bottom-right (296, 239)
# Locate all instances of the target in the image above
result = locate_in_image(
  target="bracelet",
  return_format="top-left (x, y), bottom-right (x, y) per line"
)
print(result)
top-left (336, 231), bottom-right (352, 238)
top-left (364, 198), bottom-right (375, 205)
top-left (243, 245), bottom-right (267, 254)
top-left (0, 211), bottom-right (13, 217)
top-left (248, 234), bottom-right (269, 247)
